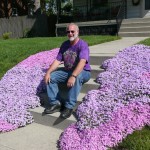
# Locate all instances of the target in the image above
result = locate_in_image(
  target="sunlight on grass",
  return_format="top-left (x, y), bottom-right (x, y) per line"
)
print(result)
top-left (114, 126), bottom-right (150, 150)
top-left (139, 38), bottom-right (150, 46)
top-left (0, 36), bottom-right (119, 79)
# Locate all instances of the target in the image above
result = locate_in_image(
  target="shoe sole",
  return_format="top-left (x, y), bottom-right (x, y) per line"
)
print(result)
top-left (44, 108), bottom-right (61, 114)
top-left (60, 113), bottom-right (72, 119)
top-left (60, 115), bottom-right (71, 119)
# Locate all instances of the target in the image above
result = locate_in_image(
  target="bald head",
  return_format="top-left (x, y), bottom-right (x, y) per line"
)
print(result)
top-left (66, 23), bottom-right (79, 32)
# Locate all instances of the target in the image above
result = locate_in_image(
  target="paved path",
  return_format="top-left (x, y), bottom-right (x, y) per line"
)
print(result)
top-left (0, 37), bottom-right (148, 150)
top-left (90, 37), bottom-right (147, 56)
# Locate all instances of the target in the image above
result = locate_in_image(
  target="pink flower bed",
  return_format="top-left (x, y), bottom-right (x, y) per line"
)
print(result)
top-left (0, 48), bottom-right (59, 132)
top-left (58, 44), bottom-right (150, 150)
top-left (0, 44), bottom-right (149, 150)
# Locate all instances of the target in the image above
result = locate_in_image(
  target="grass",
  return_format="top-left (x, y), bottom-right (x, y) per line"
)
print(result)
top-left (0, 35), bottom-right (119, 79)
top-left (138, 38), bottom-right (150, 46)
top-left (111, 126), bottom-right (150, 150)
top-left (0, 36), bottom-right (150, 149)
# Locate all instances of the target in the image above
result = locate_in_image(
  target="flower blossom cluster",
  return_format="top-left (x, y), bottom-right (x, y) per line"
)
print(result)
top-left (59, 44), bottom-right (150, 150)
top-left (0, 48), bottom-right (59, 132)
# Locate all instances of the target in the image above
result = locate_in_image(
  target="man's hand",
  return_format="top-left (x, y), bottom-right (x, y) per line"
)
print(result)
top-left (67, 76), bottom-right (76, 88)
top-left (44, 72), bottom-right (50, 84)
top-left (44, 60), bottom-right (61, 84)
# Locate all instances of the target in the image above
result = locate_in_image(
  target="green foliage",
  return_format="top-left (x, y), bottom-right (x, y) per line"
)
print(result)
top-left (41, 0), bottom-right (57, 16)
top-left (72, 7), bottom-right (82, 17)
top-left (111, 126), bottom-right (150, 150)
top-left (23, 28), bottom-right (31, 38)
top-left (2, 32), bottom-right (12, 40)
top-left (41, 0), bottom-right (73, 16)
top-left (62, 2), bottom-right (72, 13)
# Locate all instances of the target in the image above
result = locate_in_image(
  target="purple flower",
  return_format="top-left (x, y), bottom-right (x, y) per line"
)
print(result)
top-left (59, 44), bottom-right (150, 149)
top-left (0, 48), bottom-right (59, 132)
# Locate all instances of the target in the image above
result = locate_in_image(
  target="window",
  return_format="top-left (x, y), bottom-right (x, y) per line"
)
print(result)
top-left (145, 0), bottom-right (150, 10)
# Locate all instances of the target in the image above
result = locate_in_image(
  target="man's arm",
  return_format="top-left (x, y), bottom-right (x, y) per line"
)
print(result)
top-left (44, 59), bottom-right (61, 84)
top-left (72, 59), bottom-right (86, 77)
top-left (67, 59), bottom-right (86, 87)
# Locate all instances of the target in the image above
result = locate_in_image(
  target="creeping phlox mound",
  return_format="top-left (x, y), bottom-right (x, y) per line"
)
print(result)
top-left (0, 48), bottom-right (59, 132)
top-left (59, 44), bottom-right (150, 150)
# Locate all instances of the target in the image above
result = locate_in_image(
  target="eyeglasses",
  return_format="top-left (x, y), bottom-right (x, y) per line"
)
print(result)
top-left (66, 30), bottom-right (75, 34)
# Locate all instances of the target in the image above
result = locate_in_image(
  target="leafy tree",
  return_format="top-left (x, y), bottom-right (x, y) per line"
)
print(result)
top-left (41, 0), bottom-right (57, 16)
top-left (62, 2), bottom-right (72, 13)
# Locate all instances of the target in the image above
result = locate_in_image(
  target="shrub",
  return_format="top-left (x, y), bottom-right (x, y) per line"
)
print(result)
top-left (2, 32), bottom-right (12, 40)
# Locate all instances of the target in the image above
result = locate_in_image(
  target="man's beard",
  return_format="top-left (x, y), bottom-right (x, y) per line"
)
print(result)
top-left (69, 34), bottom-right (78, 42)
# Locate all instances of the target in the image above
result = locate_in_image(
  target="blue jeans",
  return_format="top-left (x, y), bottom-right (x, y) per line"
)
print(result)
top-left (46, 69), bottom-right (91, 109)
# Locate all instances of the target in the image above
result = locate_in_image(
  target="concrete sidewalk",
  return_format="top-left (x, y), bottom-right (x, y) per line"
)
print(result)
top-left (90, 37), bottom-right (147, 56)
top-left (0, 37), bottom-right (148, 150)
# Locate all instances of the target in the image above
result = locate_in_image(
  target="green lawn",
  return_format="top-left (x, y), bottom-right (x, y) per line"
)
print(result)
top-left (138, 38), bottom-right (150, 46)
top-left (111, 126), bottom-right (150, 150)
top-left (0, 35), bottom-right (119, 79)
top-left (0, 36), bottom-right (150, 149)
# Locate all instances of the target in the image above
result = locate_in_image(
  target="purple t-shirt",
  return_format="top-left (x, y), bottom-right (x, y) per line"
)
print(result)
top-left (56, 39), bottom-right (91, 71)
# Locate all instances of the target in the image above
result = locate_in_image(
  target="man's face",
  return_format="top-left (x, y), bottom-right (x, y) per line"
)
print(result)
top-left (66, 25), bottom-right (79, 42)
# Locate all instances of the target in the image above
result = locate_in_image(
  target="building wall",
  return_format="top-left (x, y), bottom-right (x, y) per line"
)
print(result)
top-left (142, 0), bottom-right (150, 17)
top-left (108, 0), bottom-right (150, 18)
top-left (109, 0), bottom-right (141, 18)
top-left (73, 0), bottom-right (150, 19)
top-left (126, 0), bottom-right (141, 18)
